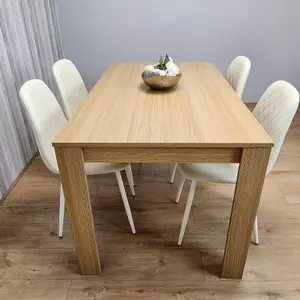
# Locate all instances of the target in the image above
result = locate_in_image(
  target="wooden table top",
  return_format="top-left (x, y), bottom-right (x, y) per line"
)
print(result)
top-left (53, 62), bottom-right (273, 148)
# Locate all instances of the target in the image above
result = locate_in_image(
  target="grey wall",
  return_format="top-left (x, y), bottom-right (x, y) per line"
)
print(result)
top-left (57, 0), bottom-right (300, 102)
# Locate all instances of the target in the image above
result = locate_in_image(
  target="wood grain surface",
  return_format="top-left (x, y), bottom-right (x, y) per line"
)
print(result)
top-left (55, 147), bottom-right (101, 275)
top-left (53, 62), bottom-right (273, 148)
top-left (221, 147), bottom-right (271, 278)
top-left (83, 147), bottom-right (242, 163)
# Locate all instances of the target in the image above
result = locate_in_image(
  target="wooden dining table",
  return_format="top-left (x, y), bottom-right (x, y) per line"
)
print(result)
top-left (53, 62), bottom-right (273, 279)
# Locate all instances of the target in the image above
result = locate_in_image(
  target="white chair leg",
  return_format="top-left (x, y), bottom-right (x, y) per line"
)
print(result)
top-left (178, 180), bottom-right (197, 246)
top-left (58, 184), bottom-right (65, 238)
top-left (125, 164), bottom-right (135, 196)
top-left (253, 216), bottom-right (259, 245)
top-left (175, 176), bottom-right (186, 203)
top-left (115, 171), bottom-right (136, 234)
top-left (169, 163), bottom-right (178, 183)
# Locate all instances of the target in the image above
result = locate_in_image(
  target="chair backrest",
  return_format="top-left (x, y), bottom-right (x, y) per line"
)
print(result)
top-left (52, 59), bottom-right (88, 119)
top-left (226, 56), bottom-right (251, 98)
top-left (19, 79), bottom-right (67, 174)
top-left (253, 81), bottom-right (299, 174)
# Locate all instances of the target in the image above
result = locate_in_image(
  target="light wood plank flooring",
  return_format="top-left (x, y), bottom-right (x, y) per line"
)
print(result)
top-left (0, 106), bottom-right (299, 299)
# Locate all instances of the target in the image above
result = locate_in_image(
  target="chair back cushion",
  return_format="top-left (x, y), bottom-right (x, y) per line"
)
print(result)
top-left (253, 81), bottom-right (299, 173)
top-left (19, 79), bottom-right (67, 173)
top-left (53, 59), bottom-right (88, 119)
top-left (226, 56), bottom-right (251, 98)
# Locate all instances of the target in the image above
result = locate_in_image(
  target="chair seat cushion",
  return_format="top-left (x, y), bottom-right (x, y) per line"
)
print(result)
top-left (85, 163), bottom-right (127, 175)
top-left (179, 163), bottom-right (239, 183)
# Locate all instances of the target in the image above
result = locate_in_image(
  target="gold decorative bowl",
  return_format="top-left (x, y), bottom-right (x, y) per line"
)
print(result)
top-left (141, 73), bottom-right (181, 90)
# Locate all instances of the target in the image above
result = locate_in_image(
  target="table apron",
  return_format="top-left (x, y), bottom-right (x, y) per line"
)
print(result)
top-left (83, 147), bottom-right (242, 163)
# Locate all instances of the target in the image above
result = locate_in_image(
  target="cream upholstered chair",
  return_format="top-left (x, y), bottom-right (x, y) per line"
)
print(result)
top-left (52, 59), bottom-right (88, 119)
top-left (19, 79), bottom-right (136, 237)
top-left (169, 56), bottom-right (252, 184)
top-left (175, 81), bottom-right (299, 246)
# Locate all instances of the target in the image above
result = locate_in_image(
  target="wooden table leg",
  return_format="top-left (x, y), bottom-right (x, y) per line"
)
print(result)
top-left (221, 147), bottom-right (271, 279)
top-left (55, 147), bottom-right (101, 275)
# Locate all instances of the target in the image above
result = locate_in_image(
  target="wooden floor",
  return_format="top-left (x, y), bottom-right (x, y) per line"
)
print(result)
top-left (0, 107), bottom-right (299, 299)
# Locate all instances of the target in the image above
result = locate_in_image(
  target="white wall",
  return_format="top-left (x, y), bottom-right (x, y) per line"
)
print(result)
top-left (57, 0), bottom-right (300, 102)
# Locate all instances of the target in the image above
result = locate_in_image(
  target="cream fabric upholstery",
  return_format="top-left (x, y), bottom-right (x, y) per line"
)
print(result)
top-left (226, 56), bottom-right (251, 98)
top-left (179, 81), bottom-right (299, 182)
top-left (179, 163), bottom-right (239, 183)
top-left (19, 79), bottom-right (126, 175)
top-left (19, 79), bottom-right (66, 174)
top-left (52, 59), bottom-right (88, 119)
top-left (252, 81), bottom-right (299, 173)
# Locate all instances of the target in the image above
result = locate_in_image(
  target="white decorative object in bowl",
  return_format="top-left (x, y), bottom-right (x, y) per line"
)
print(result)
top-left (141, 55), bottom-right (181, 90)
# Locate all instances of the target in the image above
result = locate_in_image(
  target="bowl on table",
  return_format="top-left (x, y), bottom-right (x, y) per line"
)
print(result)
top-left (141, 55), bottom-right (181, 91)
top-left (141, 73), bottom-right (181, 90)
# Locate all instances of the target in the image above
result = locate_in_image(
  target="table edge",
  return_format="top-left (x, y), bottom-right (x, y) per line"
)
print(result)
top-left (52, 142), bottom-right (274, 148)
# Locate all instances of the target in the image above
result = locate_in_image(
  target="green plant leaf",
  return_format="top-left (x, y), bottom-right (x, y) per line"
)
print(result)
top-left (164, 54), bottom-right (170, 66)
top-left (159, 56), bottom-right (163, 66)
